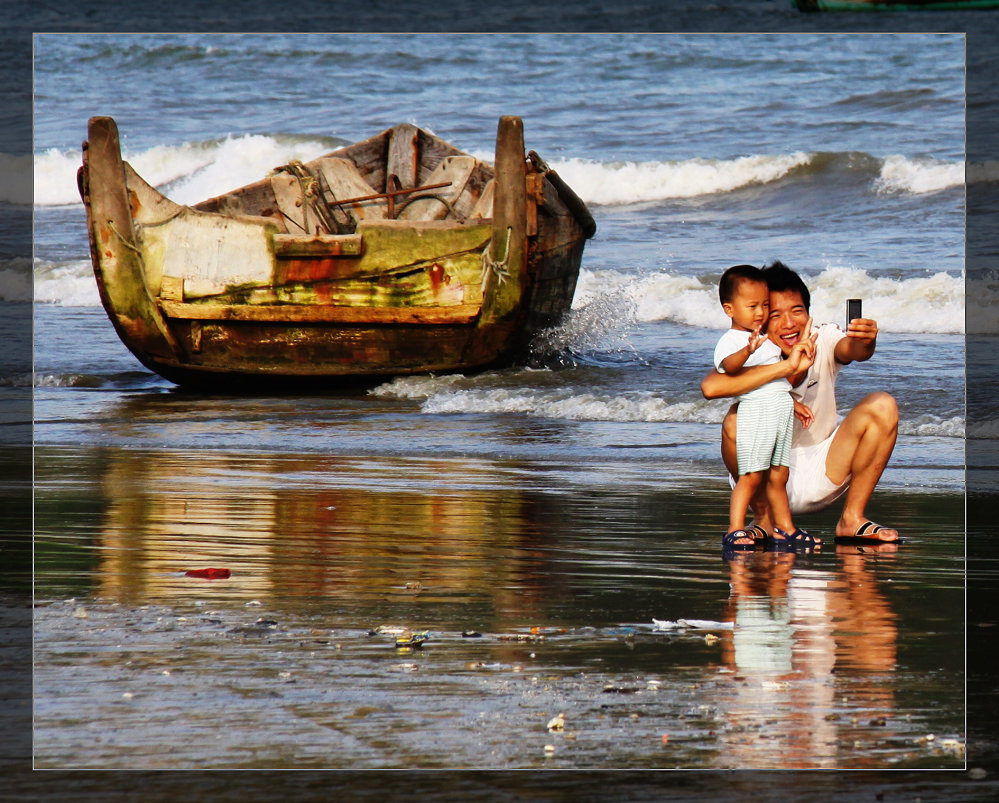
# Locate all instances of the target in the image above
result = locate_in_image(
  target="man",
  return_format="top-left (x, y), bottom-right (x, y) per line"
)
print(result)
top-left (700, 261), bottom-right (899, 544)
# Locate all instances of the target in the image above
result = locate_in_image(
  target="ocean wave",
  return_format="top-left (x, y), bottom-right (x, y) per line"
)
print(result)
top-left (875, 154), bottom-right (964, 195)
top-left (25, 255), bottom-right (965, 337)
top-left (0, 153), bottom-right (32, 205)
top-left (372, 374), bottom-right (966, 435)
top-left (899, 415), bottom-right (965, 438)
top-left (550, 152), bottom-right (812, 205)
top-left (967, 160), bottom-right (999, 185)
top-left (570, 265), bottom-right (964, 335)
top-left (372, 374), bottom-right (732, 424)
top-left (31, 260), bottom-right (101, 306)
top-left (34, 134), bottom-right (344, 207)
top-left (0, 258), bottom-right (33, 303)
top-left (37, 131), bottom-right (964, 209)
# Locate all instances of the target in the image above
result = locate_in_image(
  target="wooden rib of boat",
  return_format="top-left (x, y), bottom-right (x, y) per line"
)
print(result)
top-left (78, 115), bottom-right (595, 389)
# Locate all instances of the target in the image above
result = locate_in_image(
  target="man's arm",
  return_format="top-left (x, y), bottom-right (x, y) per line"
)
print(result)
top-left (701, 360), bottom-right (793, 399)
top-left (834, 318), bottom-right (878, 365)
top-left (701, 337), bottom-right (816, 400)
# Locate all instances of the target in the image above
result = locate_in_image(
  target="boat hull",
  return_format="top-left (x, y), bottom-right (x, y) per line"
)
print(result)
top-left (79, 116), bottom-right (594, 389)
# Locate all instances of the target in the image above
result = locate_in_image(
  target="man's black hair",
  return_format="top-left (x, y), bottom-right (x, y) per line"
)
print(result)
top-left (719, 264), bottom-right (765, 304)
top-left (762, 260), bottom-right (811, 311)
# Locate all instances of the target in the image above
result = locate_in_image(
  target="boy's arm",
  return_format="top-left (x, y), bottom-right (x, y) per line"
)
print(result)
top-left (719, 346), bottom-right (751, 375)
top-left (717, 326), bottom-right (765, 375)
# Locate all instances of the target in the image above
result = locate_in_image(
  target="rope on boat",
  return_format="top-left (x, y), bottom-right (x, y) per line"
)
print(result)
top-left (134, 207), bottom-right (186, 229)
top-left (272, 160), bottom-right (342, 235)
top-left (480, 226), bottom-right (513, 288)
top-left (107, 219), bottom-right (142, 254)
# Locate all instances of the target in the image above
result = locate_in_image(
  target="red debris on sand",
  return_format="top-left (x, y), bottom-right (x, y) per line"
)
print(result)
top-left (185, 568), bottom-right (231, 579)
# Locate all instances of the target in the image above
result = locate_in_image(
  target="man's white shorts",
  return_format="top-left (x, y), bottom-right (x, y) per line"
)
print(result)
top-left (786, 426), bottom-right (851, 514)
top-left (728, 425), bottom-right (851, 515)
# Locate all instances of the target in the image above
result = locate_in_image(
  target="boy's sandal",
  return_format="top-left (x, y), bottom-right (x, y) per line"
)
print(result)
top-left (773, 526), bottom-right (821, 549)
top-left (745, 524), bottom-right (769, 542)
top-left (764, 529), bottom-right (795, 552)
top-left (722, 530), bottom-right (756, 551)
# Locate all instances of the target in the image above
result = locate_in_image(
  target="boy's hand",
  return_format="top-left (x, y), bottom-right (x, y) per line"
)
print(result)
top-left (793, 399), bottom-right (814, 429)
top-left (746, 324), bottom-right (766, 354)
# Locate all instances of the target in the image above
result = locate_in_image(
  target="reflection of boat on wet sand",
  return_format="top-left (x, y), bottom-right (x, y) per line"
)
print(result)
top-left (78, 115), bottom-right (595, 389)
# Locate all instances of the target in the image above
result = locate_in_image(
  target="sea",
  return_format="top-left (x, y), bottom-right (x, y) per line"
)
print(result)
top-left (19, 31), bottom-right (979, 774)
top-left (26, 32), bottom-right (965, 480)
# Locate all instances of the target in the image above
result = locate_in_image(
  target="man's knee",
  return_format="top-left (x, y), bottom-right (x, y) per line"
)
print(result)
top-left (862, 391), bottom-right (898, 430)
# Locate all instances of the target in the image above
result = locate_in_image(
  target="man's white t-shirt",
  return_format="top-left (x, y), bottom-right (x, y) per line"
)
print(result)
top-left (713, 329), bottom-right (790, 403)
top-left (788, 323), bottom-right (848, 449)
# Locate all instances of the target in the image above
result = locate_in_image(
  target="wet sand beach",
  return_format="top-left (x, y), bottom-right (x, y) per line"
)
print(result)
top-left (33, 443), bottom-right (965, 770)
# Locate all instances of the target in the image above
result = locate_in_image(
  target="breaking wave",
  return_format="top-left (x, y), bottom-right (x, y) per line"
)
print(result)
top-left (34, 133), bottom-right (964, 209)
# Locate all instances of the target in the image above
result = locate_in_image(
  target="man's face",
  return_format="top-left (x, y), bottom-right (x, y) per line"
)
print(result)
top-left (767, 289), bottom-right (809, 356)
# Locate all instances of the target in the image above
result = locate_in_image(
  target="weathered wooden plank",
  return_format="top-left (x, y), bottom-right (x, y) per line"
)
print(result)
top-left (386, 123), bottom-right (420, 191)
top-left (398, 155), bottom-right (478, 222)
top-left (159, 299), bottom-right (481, 325)
top-left (480, 116), bottom-right (527, 325)
top-left (272, 233), bottom-right (364, 257)
top-left (317, 157), bottom-right (387, 224)
top-left (270, 172), bottom-right (323, 235)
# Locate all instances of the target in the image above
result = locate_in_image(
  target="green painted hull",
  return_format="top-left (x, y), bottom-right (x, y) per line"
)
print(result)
top-left (795, 0), bottom-right (999, 10)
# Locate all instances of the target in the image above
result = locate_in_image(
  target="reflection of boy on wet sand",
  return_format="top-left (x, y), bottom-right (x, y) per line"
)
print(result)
top-left (717, 545), bottom-right (899, 768)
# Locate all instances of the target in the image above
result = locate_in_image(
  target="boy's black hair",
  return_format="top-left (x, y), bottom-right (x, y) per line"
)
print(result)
top-left (762, 260), bottom-right (811, 311)
top-left (719, 264), bottom-right (765, 304)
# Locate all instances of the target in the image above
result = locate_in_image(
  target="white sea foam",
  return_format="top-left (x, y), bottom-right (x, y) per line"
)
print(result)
top-left (373, 374), bottom-right (732, 424)
top-left (34, 135), bottom-right (337, 207)
top-left (35, 135), bottom-right (965, 209)
top-left (875, 155), bottom-right (964, 195)
top-left (0, 258), bottom-right (33, 302)
top-left (32, 260), bottom-right (101, 306)
top-left (966, 160), bottom-right (999, 185)
top-left (550, 152), bottom-right (812, 206)
top-left (25, 253), bottom-right (965, 337)
top-left (899, 415), bottom-right (965, 438)
top-left (0, 153), bottom-right (32, 205)
top-left (571, 265), bottom-right (964, 335)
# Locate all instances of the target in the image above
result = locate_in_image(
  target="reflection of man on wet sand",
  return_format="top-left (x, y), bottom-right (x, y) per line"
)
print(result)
top-left (719, 544), bottom-right (900, 768)
top-left (701, 262), bottom-right (899, 544)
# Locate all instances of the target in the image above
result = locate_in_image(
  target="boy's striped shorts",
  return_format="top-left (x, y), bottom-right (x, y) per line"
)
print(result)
top-left (736, 393), bottom-right (794, 475)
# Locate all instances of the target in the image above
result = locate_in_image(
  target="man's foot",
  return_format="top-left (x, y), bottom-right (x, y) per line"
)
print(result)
top-left (722, 529), bottom-right (756, 550)
top-left (835, 519), bottom-right (899, 543)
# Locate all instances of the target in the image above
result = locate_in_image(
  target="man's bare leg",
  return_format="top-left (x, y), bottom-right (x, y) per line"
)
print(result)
top-left (824, 392), bottom-right (899, 542)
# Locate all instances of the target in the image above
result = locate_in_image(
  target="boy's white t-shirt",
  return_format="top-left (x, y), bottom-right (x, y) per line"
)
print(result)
top-left (713, 328), bottom-right (790, 403)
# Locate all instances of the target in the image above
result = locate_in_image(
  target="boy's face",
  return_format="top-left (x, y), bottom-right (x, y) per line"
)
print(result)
top-left (722, 279), bottom-right (769, 332)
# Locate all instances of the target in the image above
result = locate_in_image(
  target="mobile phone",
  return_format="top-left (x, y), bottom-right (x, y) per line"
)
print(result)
top-left (847, 298), bottom-right (862, 330)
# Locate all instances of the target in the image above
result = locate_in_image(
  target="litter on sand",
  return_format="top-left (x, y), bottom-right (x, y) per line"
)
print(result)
top-left (652, 618), bottom-right (734, 631)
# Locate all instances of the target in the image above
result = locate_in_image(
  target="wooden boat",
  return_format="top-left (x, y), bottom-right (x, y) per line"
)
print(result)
top-left (794, 0), bottom-right (999, 10)
top-left (78, 115), bottom-right (595, 389)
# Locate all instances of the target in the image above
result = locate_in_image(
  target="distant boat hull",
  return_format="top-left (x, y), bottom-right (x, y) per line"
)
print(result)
top-left (79, 116), bottom-right (595, 389)
top-left (795, 0), bottom-right (999, 10)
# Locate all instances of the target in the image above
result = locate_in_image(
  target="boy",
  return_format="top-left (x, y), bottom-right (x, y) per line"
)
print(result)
top-left (714, 265), bottom-right (812, 551)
